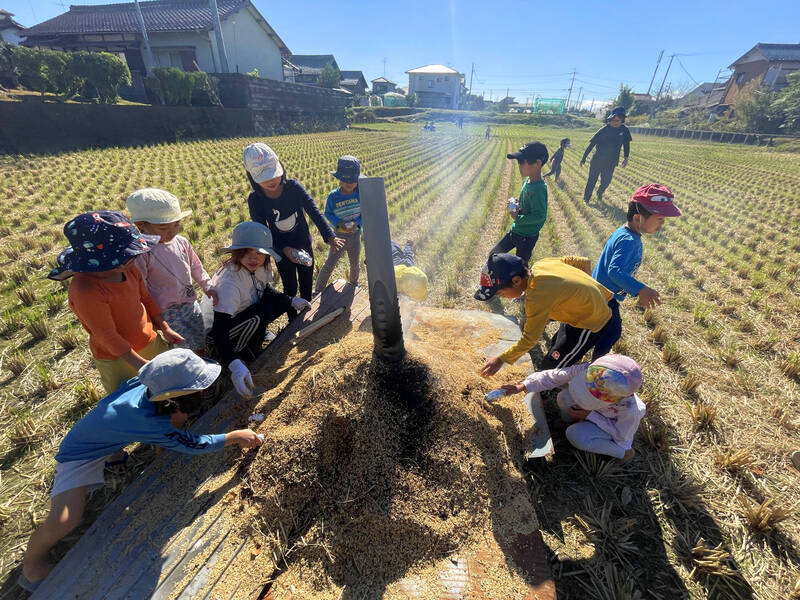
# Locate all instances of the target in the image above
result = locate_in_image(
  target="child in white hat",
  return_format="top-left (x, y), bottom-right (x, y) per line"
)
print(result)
top-left (209, 222), bottom-right (311, 397)
top-left (501, 354), bottom-right (646, 463)
top-left (19, 349), bottom-right (262, 592)
top-left (127, 188), bottom-right (218, 355)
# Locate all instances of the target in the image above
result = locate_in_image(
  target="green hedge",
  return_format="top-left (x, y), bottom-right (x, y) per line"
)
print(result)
top-left (145, 67), bottom-right (215, 106)
top-left (1, 43), bottom-right (131, 103)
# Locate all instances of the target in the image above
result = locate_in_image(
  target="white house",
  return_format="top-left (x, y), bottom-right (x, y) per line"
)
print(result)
top-left (23, 0), bottom-right (290, 87)
top-left (0, 9), bottom-right (25, 45)
top-left (406, 64), bottom-right (466, 109)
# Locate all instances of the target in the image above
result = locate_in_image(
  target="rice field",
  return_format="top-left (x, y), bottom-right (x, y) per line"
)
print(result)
top-left (0, 121), bottom-right (798, 599)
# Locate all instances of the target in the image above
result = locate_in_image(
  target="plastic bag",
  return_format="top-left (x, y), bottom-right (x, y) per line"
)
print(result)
top-left (199, 293), bottom-right (215, 333)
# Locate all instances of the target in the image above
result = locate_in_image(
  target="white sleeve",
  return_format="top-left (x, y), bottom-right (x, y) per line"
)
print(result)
top-left (211, 270), bottom-right (240, 316)
top-left (522, 363), bottom-right (587, 394)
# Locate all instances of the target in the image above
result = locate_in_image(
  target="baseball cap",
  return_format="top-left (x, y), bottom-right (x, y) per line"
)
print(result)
top-left (608, 106), bottom-right (627, 120)
top-left (568, 354), bottom-right (642, 411)
top-left (631, 184), bottom-right (682, 217)
top-left (243, 143), bottom-right (284, 183)
top-left (474, 253), bottom-right (527, 301)
top-left (507, 141), bottom-right (549, 164)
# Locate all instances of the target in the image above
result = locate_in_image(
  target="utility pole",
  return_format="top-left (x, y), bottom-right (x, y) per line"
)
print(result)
top-left (565, 69), bottom-right (576, 112)
top-left (133, 0), bottom-right (154, 73)
top-left (383, 57), bottom-right (387, 78)
top-left (575, 87), bottom-right (583, 111)
top-left (655, 54), bottom-right (675, 103)
top-left (468, 62), bottom-right (474, 96)
top-left (506, 87), bottom-right (509, 101)
top-left (646, 50), bottom-right (664, 96)
top-left (589, 99), bottom-right (595, 113)
top-left (208, 0), bottom-right (230, 72)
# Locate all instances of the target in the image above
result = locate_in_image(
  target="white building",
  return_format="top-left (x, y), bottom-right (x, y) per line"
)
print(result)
top-left (23, 0), bottom-right (290, 84)
top-left (0, 9), bottom-right (25, 45)
top-left (406, 64), bottom-right (466, 109)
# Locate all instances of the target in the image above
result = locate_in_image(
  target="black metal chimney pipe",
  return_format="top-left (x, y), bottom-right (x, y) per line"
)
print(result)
top-left (358, 177), bottom-right (406, 363)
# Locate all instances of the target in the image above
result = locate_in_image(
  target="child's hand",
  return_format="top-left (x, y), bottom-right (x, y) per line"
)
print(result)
top-left (568, 406), bottom-right (590, 420)
top-left (207, 287), bottom-right (219, 306)
top-left (230, 429), bottom-right (263, 449)
top-left (500, 383), bottom-right (526, 395)
top-left (637, 287), bottom-right (661, 310)
top-left (580, 159), bottom-right (586, 167)
top-left (328, 236), bottom-right (345, 252)
top-left (480, 356), bottom-right (504, 378)
top-left (162, 325), bottom-right (185, 345)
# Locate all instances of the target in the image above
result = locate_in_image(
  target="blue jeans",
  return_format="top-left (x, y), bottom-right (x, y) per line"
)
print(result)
top-left (489, 231), bottom-right (539, 264)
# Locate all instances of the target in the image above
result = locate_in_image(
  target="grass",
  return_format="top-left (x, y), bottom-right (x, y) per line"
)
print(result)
top-left (0, 124), bottom-right (798, 599)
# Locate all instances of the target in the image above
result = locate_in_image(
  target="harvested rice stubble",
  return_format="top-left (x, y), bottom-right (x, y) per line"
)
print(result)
top-left (215, 323), bottom-right (535, 599)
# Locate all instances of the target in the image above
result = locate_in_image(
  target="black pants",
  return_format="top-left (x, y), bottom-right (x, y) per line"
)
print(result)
top-left (276, 252), bottom-right (313, 319)
top-left (545, 163), bottom-right (562, 178)
top-left (211, 295), bottom-right (289, 364)
top-left (583, 159), bottom-right (616, 202)
top-left (489, 231), bottom-right (539, 265)
top-left (591, 299), bottom-right (622, 359)
top-left (539, 311), bottom-right (618, 370)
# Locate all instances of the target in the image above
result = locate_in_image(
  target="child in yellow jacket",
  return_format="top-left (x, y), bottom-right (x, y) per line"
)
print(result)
top-left (475, 253), bottom-right (614, 376)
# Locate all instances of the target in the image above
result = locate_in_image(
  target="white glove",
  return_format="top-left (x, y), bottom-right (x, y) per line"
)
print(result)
top-left (229, 359), bottom-right (254, 398)
top-left (290, 297), bottom-right (312, 312)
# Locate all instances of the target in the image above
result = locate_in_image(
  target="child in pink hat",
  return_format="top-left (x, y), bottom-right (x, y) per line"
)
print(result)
top-left (501, 354), bottom-right (645, 463)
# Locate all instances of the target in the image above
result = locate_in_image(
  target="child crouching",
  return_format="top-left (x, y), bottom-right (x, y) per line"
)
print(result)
top-left (19, 349), bottom-right (262, 591)
top-left (502, 354), bottom-right (645, 462)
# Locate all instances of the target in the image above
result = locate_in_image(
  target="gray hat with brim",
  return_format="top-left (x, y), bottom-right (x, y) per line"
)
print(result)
top-left (139, 348), bottom-right (222, 403)
top-left (221, 221), bottom-right (281, 262)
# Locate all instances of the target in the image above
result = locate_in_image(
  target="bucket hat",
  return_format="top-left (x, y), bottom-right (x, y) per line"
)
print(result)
top-left (221, 221), bottom-right (281, 262)
top-left (126, 188), bottom-right (192, 224)
top-left (474, 253), bottom-right (527, 301)
top-left (138, 348), bottom-right (222, 402)
top-left (395, 265), bottom-right (428, 302)
top-left (568, 354), bottom-right (642, 411)
top-left (631, 184), bottom-right (682, 217)
top-left (47, 210), bottom-right (160, 281)
top-left (243, 143), bottom-right (284, 183)
top-left (330, 155), bottom-right (361, 183)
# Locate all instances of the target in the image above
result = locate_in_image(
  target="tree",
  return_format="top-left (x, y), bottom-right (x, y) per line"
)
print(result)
top-left (318, 62), bottom-right (340, 89)
top-left (771, 71), bottom-right (800, 132)
top-left (609, 84), bottom-right (634, 113)
top-left (405, 93), bottom-right (417, 108)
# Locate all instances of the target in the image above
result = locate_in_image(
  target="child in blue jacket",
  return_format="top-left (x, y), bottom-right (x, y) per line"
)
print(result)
top-left (315, 155), bottom-right (362, 292)
top-left (592, 184), bottom-right (682, 357)
top-left (20, 349), bottom-right (262, 591)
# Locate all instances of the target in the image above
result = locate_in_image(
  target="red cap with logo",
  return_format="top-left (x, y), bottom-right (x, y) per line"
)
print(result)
top-left (631, 184), bottom-right (682, 217)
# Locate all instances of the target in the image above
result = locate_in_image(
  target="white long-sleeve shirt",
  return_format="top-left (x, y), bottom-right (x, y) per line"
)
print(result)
top-left (522, 363), bottom-right (646, 449)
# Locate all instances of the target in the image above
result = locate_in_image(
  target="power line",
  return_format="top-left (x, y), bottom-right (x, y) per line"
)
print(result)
top-left (675, 56), bottom-right (699, 86)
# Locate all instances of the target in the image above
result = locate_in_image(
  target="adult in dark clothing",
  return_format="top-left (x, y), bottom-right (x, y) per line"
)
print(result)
top-left (581, 107), bottom-right (632, 203)
top-left (243, 143), bottom-right (344, 318)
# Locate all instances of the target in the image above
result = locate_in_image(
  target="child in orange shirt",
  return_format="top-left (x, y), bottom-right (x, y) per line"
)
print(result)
top-left (48, 211), bottom-right (185, 394)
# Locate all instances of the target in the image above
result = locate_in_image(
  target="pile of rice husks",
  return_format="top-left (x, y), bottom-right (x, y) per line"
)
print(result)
top-left (217, 309), bottom-right (537, 599)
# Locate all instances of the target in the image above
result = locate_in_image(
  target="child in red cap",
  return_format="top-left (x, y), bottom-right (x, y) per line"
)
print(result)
top-left (590, 184), bottom-right (682, 358)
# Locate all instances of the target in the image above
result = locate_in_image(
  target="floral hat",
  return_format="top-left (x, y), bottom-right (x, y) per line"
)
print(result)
top-left (47, 210), bottom-right (160, 281)
top-left (568, 354), bottom-right (643, 411)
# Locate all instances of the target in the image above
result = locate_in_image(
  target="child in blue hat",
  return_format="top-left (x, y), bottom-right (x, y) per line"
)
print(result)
top-left (19, 349), bottom-right (263, 592)
top-left (48, 211), bottom-right (185, 394)
top-left (315, 155), bottom-right (363, 293)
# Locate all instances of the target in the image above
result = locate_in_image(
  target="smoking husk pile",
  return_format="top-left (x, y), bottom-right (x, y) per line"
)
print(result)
top-left (214, 311), bottom-right (537, 599)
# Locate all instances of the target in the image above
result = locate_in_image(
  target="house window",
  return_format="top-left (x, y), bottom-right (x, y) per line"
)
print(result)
top-left (428, 80), bottom-right (434, 88)
top-left (736, 73), bottom-right (745, 85)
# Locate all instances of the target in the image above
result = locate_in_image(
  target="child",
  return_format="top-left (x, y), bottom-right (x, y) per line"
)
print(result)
top-left (489, 142), bottom-right (549, 265)
top-left (591, 184), bottom-right (682, 357)
top-left (581, 106), bottom-right (632, 203)
top-left (209, 222), bottom-right (311, 397)
top-left (18, 349), bottom-right (263, 591)
top-left (485, 125), bottom-right (491, 140)
top-left (391, 239), bottom-right (428, 302)
top-left (500, 354), bottom-right (645, 462)
top-left (474, 253), bottom-right (615, 377)
top-left (127, 188), bottom-right (218, 355)
top-left (314, 156), bottom-right (362, 293)
top-left (243, 143), bottom-right (344, 319)
top-left (544, 138), bottom-right (570, 183)
top-left (48, 211), bottom-right (184, 394)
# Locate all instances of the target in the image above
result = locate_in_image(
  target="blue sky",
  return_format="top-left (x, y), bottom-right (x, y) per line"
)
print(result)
top-left (7, 0), bottom-right (800, 106)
